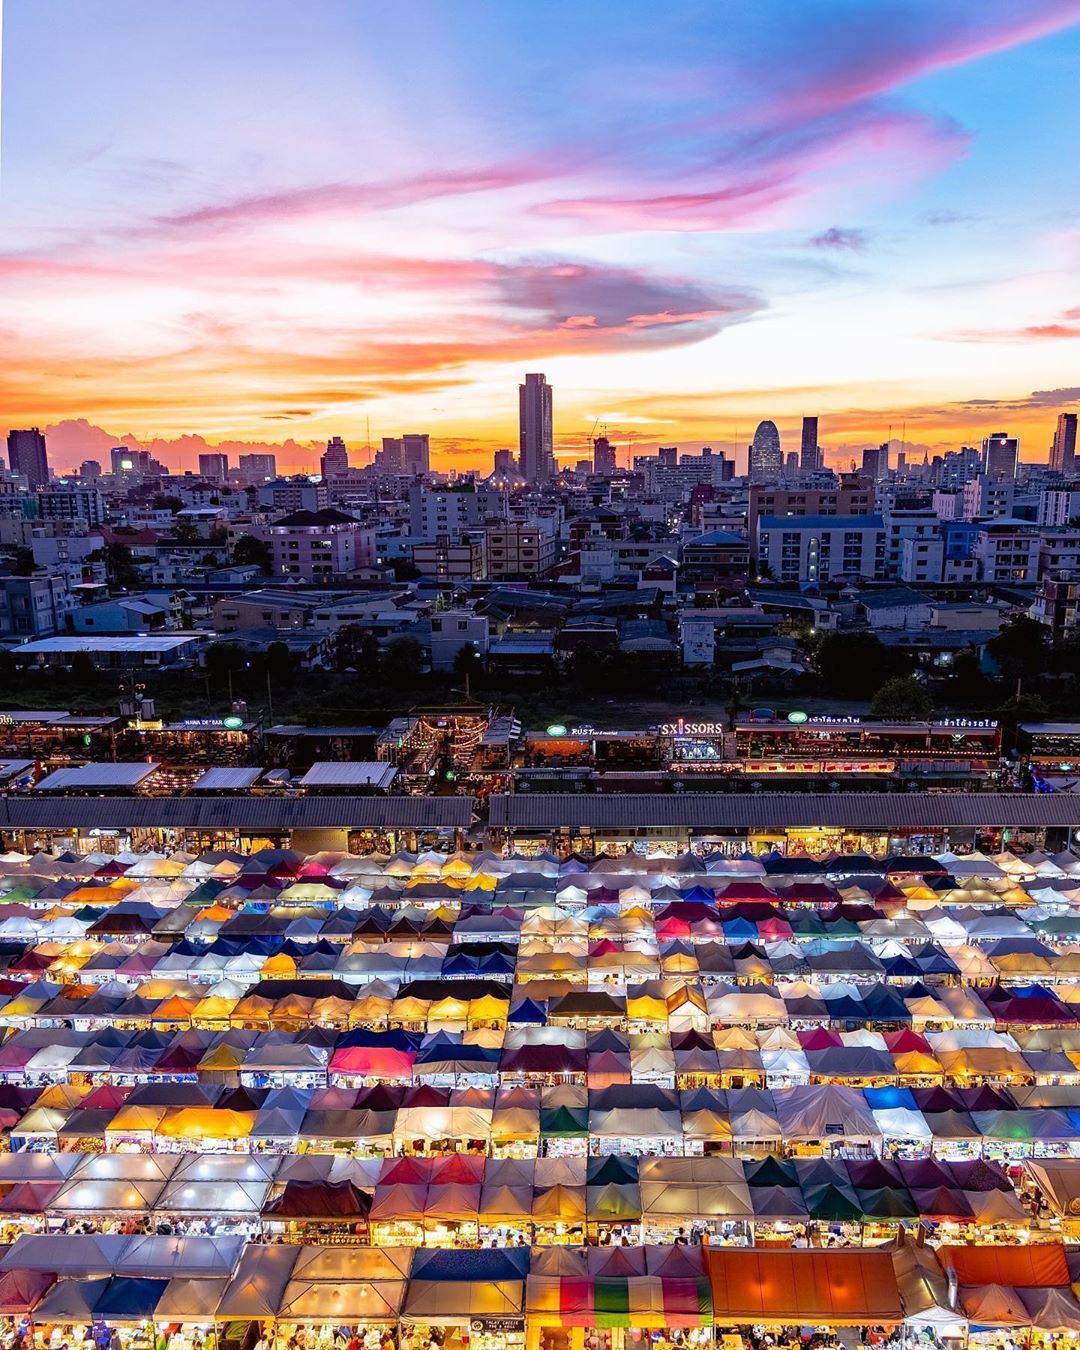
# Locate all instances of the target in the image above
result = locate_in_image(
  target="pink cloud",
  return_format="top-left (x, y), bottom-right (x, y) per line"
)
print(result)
top-left (154, 162), bottom-right (561, 233)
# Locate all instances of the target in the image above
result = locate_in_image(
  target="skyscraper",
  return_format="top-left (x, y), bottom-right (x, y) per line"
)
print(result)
top-left (748, 420), bottom-right (782, 484)
top-left (800, 416), bottom-right (821, 472)
top-left (493, 449), bottom-right (519, 476)
top-left (1051, 413), bottom-right (1077, 476)
top-left (321, 436), bottom-right (349, 477)
top-left (592, 436), bottom-right (617, 474)
top-left (982, 430), bottom-right (1019, 480)
top-left (519, 373), bottom-right (554, 482)
top-left (6, 428), bottom-right (49, 488)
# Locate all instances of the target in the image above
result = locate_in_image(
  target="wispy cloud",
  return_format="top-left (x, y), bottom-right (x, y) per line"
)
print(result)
top-left (808, 226), bottom-right (868, 251)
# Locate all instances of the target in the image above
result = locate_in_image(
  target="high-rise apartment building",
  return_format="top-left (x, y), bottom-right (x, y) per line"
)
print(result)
top-left (861, 443), bottom-right (890, 481)
top-left (748, 420), bottom-right (782, 483)
top-left (800, 416), bottom-right (821, 472)
top-left (320, 436), bottom-right (350, 478)
top-left (377, 434), bottom-right (430, 475)
top-left (493, 449), bottom-right (519, 476)
top-left (198, 453), bottom-right (229, 481)
top-left (237, 453), bottom-right (277, 480)
top-left (110, 447), bottom-right (161, 477)
top-left (79, 460), bottom-right (102, 481)
top-left (1051, 413), bottom-right (1078, 476)
top-left (982, 430), bottom-right (1019, 480)
top-left (519, 373), bottom-right (555, 482)
top-left (6, 429), bottom-right (49, 488)
top-left (401, 434), bottom-right (430, 474)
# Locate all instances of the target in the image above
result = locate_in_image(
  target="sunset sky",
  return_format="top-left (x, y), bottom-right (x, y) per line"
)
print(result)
top-left (4, 0), bottom-right (1080, 473)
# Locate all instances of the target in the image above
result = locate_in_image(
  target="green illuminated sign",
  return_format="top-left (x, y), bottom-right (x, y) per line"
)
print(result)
top-left (787, 710), bottom-right (809, 724)
top-left (223, 716), bottom-right (244, 730)
top-left (546, 724), bottom-right (568, 736)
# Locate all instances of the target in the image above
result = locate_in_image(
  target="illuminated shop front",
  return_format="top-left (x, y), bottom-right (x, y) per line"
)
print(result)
top-left (0, 711), bottom-right (122, 763)
top-left (732, 718), bottom-right (1000, 782)
top-left (123, 719), bottom-right (260, 766)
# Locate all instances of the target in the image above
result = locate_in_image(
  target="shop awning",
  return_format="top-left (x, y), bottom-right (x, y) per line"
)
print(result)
top-left (216, 1244), bottom-right (300, 1319)
top-left (0, 1269), bottom-right (55, 1314)
top-left (704, 1249), bottom-right (903, 1325)
top-left (402, 1248), bottom-right (528, 1324)
top-left (938, 1244), bottom-right (1070, 1288)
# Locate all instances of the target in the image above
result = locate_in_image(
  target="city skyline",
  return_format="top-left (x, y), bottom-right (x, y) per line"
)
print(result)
top-left (6, 1), bottom-right (1080, 472)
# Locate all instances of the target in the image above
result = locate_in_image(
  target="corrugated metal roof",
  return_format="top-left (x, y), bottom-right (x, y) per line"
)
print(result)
top-left (0, 795), bottom-right (473, 830)
top-left (192, 767), bottom-right (264, 790)
top-left (36, 763), bottom-right (161, 791)
top-left (300, 762), bottom-right (398, 788)
top-left (487, 792), bottom-right (1080, 831)
top-left (17, 636), bottom-right (205, 653)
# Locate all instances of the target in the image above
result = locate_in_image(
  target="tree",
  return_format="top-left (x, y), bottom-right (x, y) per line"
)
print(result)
top-left (994, 691), bottom-right (1050, 754)
top-left (380, 636), bottom-right (425, 688)
top-left (870, 676), bottom-right (933, 719)
top-left (947, 647), bottom-right (990, 705)
top-left (232, 534), bottom-right (274, 575)
top-left (390, 557), bottom-right (420, 582)
top-left (265, 641), bottom-right (297, 687)
top-left (172, 518), bottom-right (200, 544)
top-left (102, 543), bottom-right (139, 590)
top-left (811, 631), bottom-right (908, 701)
top-left (10, 548), bottom-right (35, 577)
top-left (69, 651), bottom-right (99, 685)
top-left (152, 494), bottom-right (184, 512)
top-left (987, 616), bottom-right (1049, 681)
top-left (452, 644), bottom-right (484, 687)
top-left (205, 642), bottom-right (249, 682)
top-left (334, 624), bottom-right (380, 676)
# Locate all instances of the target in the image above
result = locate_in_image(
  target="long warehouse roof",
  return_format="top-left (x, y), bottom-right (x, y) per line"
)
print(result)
top-left (0, 795), bottom-right (475, 830)
top-left (487, 792), bottom-right (1080, 830)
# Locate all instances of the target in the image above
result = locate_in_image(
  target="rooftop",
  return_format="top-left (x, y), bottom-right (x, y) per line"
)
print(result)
top-left (758, 514), bottom-right (884, 530)
top-left (192, 767), bottom-right (264, 790)
top-left (35, 762), bottom-right (161, 792)
top-left (17, 635), bottom-right (205, 653)
top-left (299, 762), bottom-right (399, 789)
top-left (0, 795), bottom-right (474, 830)
top-left (488, 792), bottom-right (1080, 831)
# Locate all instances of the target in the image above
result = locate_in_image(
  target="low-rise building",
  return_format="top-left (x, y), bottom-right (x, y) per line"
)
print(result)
top-left (14, 633), bottom-right (208, 669)
top-left (0, 575), bottom-right (69, 639)
top-left (974, 520), bottom-right (1040, 583)
top-left (484, 522), bottom-right (557, 579)
top-left (430, 610), bottom-right (490, 671)
top-left (756, 514), bottom-right (886, 583)
top-left (267, 509), bottom-right (376, 580)
top-left (680, 529), bottom-right (751, 585)
top-left (411, 536), bottom-right (485, 581)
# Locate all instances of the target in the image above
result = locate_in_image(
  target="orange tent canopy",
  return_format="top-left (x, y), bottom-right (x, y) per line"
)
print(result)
top-left (704, 1249), bottom-right (903, 1325)
top-left (937, 1244), bottom-right (1069, 1289)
